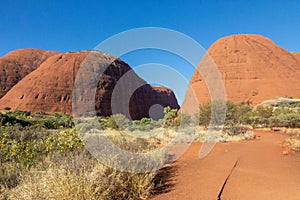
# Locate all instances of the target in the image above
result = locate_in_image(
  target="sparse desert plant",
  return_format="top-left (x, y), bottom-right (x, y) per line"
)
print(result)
top-left (0, 118), bottom-right (165, 200)
top-left (0, 162), bottom-right (27, 190)
top-left (5, 151), bottom-right (157, 200)
top-left (41, 112), bottom-right (74, 129)
top-left (286, 129), bottom-right (300, 150)
top-left (107, 114), bottom-right (130, 130)
top-left (287, 138), bottom-right (300, 150)
top-left (198, 101), bottom-right (252, 128)
top-left (224, 123), bottom-right (248, 136)
top-left (163, 106), bottom-right (179, 127)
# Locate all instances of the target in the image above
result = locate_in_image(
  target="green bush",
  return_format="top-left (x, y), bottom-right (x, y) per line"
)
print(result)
top-left (0, 113), bottom-right (32, 127)
top-left (107, 114), bottom-right (131, 130)
top-left (41, 112), bottom-right (74, 129)
top-left (0, 126), bottom-right (48, 167)
top-left (197, 101), bottom-right (300, 129)
top-left (0, 127), bottom-right (83, 168)
top-left (270, 113), bottom-right (300, 128)
top-left (163, 106), bottom-right (179, 127)
top-left (0, 127), bottom-right (160, 200)
top-left (198, 101), bottom-right (251, 128)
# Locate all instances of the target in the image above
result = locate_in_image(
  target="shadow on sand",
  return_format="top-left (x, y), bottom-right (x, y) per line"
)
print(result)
top-left (151, 163), bottom-right (178, 196)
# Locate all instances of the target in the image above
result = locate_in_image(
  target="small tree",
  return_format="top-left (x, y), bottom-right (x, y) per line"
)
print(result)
top-left (163, 106), bottom-right (178, 127)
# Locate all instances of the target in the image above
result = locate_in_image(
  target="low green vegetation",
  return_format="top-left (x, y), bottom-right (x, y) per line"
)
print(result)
top-left (198, 101), bottom-right (300, 129)
top-left (1, 99), bottom-right (300, 199)
top-left (0, 111), bottom-right (73, 129)
top-left (197, 100), bottom-right (300, 146)
top-left (0, 112), bottom-right (160, 200)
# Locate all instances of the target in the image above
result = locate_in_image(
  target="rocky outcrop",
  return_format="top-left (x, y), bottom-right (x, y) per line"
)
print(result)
top-left (0, 49), bottom-right (57, 98)
top-left (187, 34), bottom-right (300, 105)
top-left (292, 52), bottom-right (300, 62)
top-left (0, 50), bottom-right (179, 119)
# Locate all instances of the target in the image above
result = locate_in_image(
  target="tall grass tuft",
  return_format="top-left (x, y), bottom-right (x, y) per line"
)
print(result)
top-left (4, 151), bottom-right (156, 200)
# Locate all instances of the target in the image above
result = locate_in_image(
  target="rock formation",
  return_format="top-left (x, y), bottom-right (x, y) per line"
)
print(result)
top-left (292, 52), bottom-right (300, 62)
top-left (0, 49), bottom-right (179, 119)
top-left (187, 34), bottom-right (300, 105)
top-left (0, 49), bottom-right (57, 98)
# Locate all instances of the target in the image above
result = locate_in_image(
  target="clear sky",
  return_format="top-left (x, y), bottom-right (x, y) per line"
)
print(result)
top-left (0, 0), bottom-right (299, 104)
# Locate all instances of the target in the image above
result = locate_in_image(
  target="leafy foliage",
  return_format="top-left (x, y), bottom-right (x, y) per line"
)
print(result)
top-left (198, 101), bottom-right (300, 129)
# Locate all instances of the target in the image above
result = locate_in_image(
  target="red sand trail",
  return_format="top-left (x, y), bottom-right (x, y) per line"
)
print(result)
top-left (151, 131), bottom-right (300, 200)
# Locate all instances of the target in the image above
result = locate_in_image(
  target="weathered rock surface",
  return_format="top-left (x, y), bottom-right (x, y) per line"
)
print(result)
top-left (292, 52), bottom-right (300, 62)
top-left (0, 50), bottom-right (179, 119)
top-left (188, 34), bottom-right (300, 105)
top-left (0, 49), bottom-right (57, 98)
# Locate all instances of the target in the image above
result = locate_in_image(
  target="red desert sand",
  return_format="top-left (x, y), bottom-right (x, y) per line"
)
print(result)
top-left (151, 131), bottom-right (300, 200)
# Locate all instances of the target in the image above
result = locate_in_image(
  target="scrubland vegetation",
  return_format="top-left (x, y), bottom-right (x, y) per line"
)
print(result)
top-left (0, 99), bottom-right (300, 199)
top-left (0, 112), bottom-right (158, 200)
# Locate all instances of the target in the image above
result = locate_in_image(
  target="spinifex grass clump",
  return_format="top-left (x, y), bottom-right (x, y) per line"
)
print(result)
top-left (0, 121), bottom-right (161, 200)
top-left (5, 152), bottom-right (157, 200)
top-left (286, 129), bottom-right (300, 150)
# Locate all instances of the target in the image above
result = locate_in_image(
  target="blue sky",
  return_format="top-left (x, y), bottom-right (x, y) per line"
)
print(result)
top-left (0, 0), bottom-right (299, 104)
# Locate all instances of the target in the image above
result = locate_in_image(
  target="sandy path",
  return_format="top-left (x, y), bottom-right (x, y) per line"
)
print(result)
top-left (151, 131), bottom-right (300, 200)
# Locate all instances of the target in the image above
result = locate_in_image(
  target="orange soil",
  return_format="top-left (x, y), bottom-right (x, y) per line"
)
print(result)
top-left (151, 131), bottom-right (300, 200)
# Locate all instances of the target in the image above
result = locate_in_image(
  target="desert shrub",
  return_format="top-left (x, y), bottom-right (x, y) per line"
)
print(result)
top-left (287, 138), bottom-right (300, 150)
top-left (269, 109), bottom-right (300, 128)
top-left (127, 118), bottom-right (162, 131)
top-left (198, 101), bottom-right (251, 128)
top-left (140, 118), bottom-right (151, 125)
top-left (286, 129), bottom-right (300, 150)
top-left (198, 103), bottom-right (211, 127)
top-left (224, 124), bottom-right (248, 136)
top-left (163, 106), bottom-right (178, 119)
top-left (11, 166), bottom-right (155, 200)
top-left (75, 116), bottom-right (109, 132)
top-left (199, 101), bottom-right (228, 127)
top-left (44, 128), bottom-right (84, 153)
top-left (249, 108), bottom-right (271, 128)
top-left (0, 110), bottom-right (171, 200)
top-left (0, 127), bottom-right (49, 167)
top-left (108, 134), bottom-right (159, 153)
top-left (6, 110), bottom-right (31, 118)
top-left (97, 116), bottom-right (109, 129)
top-left (76, 121), bottom-right (98, 133)
top-left (107, 114), bottom-right (130, 130)
top-left (230, 104), bottom-right (252, 125)
top-left (0, 127), bottom-right (83, 168)
top-left (255, 106), bottom-right (273, 119)
top-left (162, 107), bottom-right (179, 127)
top-left (0, 113), bottom-right (32, 127)
top-left (4, 149), bottom-right (157, 200)
top-left (41, 112), bottom-right (74, 129)
top-left (0, 162), bottom-right (26, 190)
top-left (107, 115), bottom-right (118, 129)
top-left (170, 113), bottom-right (193, 128)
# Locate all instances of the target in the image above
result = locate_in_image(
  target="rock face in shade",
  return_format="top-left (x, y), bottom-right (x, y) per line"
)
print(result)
top-left (0, 49), bottom-right (57, 98)
top-left (0, 50), bottom-right (179, 119)
top-left (188, 34), bottom-right (300, 105)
